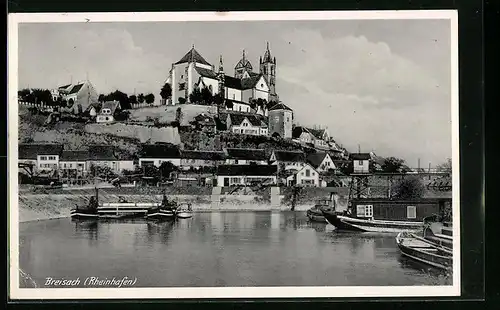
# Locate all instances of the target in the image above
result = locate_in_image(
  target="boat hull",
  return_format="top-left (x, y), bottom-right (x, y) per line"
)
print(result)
top-left (307, 212), bottom-right (326, 223)
top-left (70, 209), bottom-right (99, 220)
top-left (396, 233), bottom-right (452, 271)
top-left (176, 212), bottom-right (193, 219)
top-left (146, 209), bottom-right (176, 220)
top-left (322, 212), bottom-right (424, 233)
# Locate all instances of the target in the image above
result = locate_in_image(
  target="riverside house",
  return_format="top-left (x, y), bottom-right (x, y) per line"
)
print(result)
top-left (224, 148), bottom-right (268, 165)
top-left (285, 162), bottom-right (321, 187)
top-left (87, 145), bottom-right (134, 173)
top-left (138, 144), bottom-right (182, 168)
top-left (306, 152), bottom-right (336, 173)
top-left (59, 150), bottom-right (89, 173)
top-left (180, 150), bottom-right (226, 171)
top-left (216, 164), bottom-right (277, 187)
top-left (18, 143), bottom-right (64, 171)
top-left (269, 150), bottom-right (306, 171)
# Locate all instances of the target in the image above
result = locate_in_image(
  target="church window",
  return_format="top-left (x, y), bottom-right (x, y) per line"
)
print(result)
top-left (179, 83), bottom-right (186, 91)
top-left (263, 67), bottom-right (267, 74)
top-left (181, 75), bottom-right (184, 79)
top-left (261, 84), bottom-right (264, 88)
top-left (287, 117), bottom-right (290, 122)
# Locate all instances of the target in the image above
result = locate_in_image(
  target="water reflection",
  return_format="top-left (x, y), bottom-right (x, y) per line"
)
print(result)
top-left (19, 212), bottom-right (451, 287)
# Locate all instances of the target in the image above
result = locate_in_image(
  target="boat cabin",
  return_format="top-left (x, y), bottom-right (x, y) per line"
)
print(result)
top-left (349, 198), bottom-right (452, 222)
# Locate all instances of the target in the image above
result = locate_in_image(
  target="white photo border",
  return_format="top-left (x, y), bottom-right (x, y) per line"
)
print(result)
top-left (8, 10), bottom-right (460, 299)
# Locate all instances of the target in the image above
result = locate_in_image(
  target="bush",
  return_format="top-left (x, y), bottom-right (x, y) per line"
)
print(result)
top-left (391, 176), bottom-right (425, 199)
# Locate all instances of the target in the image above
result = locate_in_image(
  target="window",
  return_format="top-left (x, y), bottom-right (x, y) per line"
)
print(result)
top-left (40, 156), bottom-right (47, 161)
top-left (48, 156), bottom-right (56, 160)
top-left (63, 163), bottom-right (67, 168)
top-left (301, 172), bottom-right (304, 176)
top-left (305, 169), bottom-right (310, 177)
top-left (312, 172), bottom-right (315, 176)
top-left (287, 117), bottom-right (290, 122)
top-left (233, 94), bottom-right (235, 100)
top-left (234, 160), bottom-right (239, 164)
top-left (105, 117), bottom-right (109, 121)
top-left (261, 84), bottom-right (264, 87)
top-left (179, 83), bottom-right (186, 91)
top-left (407, 206), bottom-right (417, 219)
top-left (359, 160), bottom-right (364, 165)
top-left (180, 75), bottom-right (184, 79)
top-left (357, 205), bottom-right (373, 218)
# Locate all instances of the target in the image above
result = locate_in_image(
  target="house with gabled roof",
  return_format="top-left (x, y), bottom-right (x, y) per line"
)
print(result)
top-left (226, 112), bottom-right (268, 136)
top-left (269, 150), bottom-right (306, 171)
top-left (138, 143), bottom-right (182, 168)
top-left (224, 148), bottom-right (268, 165)
top-left (216, 164), bottom-right (277, 187)
top-left (307, 152), bottom-right (336, 173)
top-left (96, 101), bottom-right (121, 123)
top-left (59, 150), bottom-right (89, 172)
top-left (190, 113), bottom-right (217, 133)
top-left (54, 80), bottom-right (98, 114)
top-left (18, 143), bottom-right (64, 171)
top-left (285, 163), bottom-right (321, 187)
top-left (87, 145), bottom-right (134, 173)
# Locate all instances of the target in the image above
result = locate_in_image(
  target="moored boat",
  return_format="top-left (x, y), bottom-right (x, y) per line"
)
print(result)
top-left (306, 199), bottom-right (332, 223)
top-left (70, 189), bottom-right (99, 219)
top-left (423, 215), bottom-right (453, 250)
top-left (396, 231), bottom-right (452, 271)
top-left (146, 195), bottom-right (178, 220)
top-left (322, 198), bottom-right (452, 233)
top-left (176, 204), bottom-right (193, 219)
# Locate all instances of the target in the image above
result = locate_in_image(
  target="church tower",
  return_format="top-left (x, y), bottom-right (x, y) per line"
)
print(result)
top-left (234, 49), bottom-right (253, 79)
top-left (260, 42), bottom-right (277, 101)
top-left (217, 55), bottom-right (225, 101)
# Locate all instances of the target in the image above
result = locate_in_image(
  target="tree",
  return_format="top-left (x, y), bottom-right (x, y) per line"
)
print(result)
top-left (224, 99), bottom-right (233, 109)
top-left (160, 83), bottom-right (172, 99)
top-left (129, 95), bottom-right (138, 105)
top-left (145, 93), bottom-right (155, 104)
top-left (189, 87), bottom-right (203, 104)
top-left (381, 157), bottom-right (406, 173)
top-left (138, 93), bottom-right (145, 104)
top-left (98, 94), bottom-right (106, 102)
top-left (106, 90), bottom-right (131, 109)
top-left (436, 158), bottom-right (452, 174)
top-left (390, 176), bottom-right (425, 199)
top-left (175, 107), bottom-right (183, 124)
top-left (200, 86), bottom-right (214, 105)
top-left (159, 161), bottom-right (178, 180)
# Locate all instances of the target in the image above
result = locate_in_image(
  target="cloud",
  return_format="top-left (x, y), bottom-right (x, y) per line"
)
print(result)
top-left (18, 25), bottom-right (171, 96)
top-left (275, 29), bottom-right (451, 165)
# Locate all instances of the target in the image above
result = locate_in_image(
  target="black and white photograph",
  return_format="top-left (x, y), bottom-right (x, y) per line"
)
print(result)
top-left (8, 11), bottom-right (460, 299)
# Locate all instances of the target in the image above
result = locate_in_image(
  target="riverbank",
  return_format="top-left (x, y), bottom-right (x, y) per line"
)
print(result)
top-left (17, 193), bottom-right (327, 223)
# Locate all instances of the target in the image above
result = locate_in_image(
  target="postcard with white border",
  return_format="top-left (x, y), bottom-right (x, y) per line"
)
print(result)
top-left (8, 10), bottom-right (460, 299)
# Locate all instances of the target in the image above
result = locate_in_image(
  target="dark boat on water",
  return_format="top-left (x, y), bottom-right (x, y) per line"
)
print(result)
top-left (306, 199), bottom-right (333, 223)
top-left (146, 194), bottom-right (178, 220)
top-left (322, 198), bottom-right (452, 233)
top-left (70, 188), bottom-right (99, 220)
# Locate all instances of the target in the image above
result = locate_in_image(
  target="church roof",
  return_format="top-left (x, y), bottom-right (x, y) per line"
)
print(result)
top-left (68, 83), bottom-right (84, 94)
top-left (262, 42), bottom-right (273, 63)
top-left (241, 74), bottom-right (263, 90)
top-left (269, 102), bottom-right (293, 111)
top-left (175, 47), bottom-right (211, 66)
top-left (195, 66), bottom-right (217, 78)
top-left (224, 76), bottom-right (244, 90)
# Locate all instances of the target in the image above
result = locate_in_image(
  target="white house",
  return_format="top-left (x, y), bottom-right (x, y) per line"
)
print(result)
top-left (285, 163), bottom-right (321, 187)
top-left (269, 150), bottom-right (305, 171)
top-left (96, 101), bottom-right (121, 123)
top-left (138, 144), bottom-right (182, 168)
top-left (292, 126), bottom-right (333, 150)
top-left (351, 153), bottom-right (371, 174)
top-left (226, 113), bottom-right (268, 136)
top-left (216, 164), bottom-right (277, 187)
top-left (18, 143), bottom-right (64, 171)
top-left (87, 145), bottom-right (134, 173)
top-left (224, 148), bottom-right (268, 165)
top-left (59, 150), bottom-right (89, 173)
top-left (55, 80), bottom-right (99, 114)
top-left (306, 152), bottom-right (336, 173)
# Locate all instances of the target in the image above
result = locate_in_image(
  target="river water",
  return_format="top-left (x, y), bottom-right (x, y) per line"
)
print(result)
top-left (19, 211), bottom-right (450, 288)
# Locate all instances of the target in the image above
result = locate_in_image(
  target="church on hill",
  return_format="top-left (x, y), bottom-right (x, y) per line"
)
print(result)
top-left (166, 43), bottom-right (279, 106)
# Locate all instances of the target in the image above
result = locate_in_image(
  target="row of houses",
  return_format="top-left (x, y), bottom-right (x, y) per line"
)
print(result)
top-left (18, 143), bottom-right (372, 187)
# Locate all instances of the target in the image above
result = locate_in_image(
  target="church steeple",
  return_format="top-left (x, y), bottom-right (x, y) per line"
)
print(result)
top-left (217, 55), bottom-right (225, 97)
top-left (260, 42), bottom-right (277, 99)
top-left (234, 49), bottom-right (253, 79)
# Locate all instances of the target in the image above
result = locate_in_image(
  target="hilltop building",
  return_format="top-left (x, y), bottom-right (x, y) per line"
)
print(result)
top-left (52, 80), bottom-right (98, 114)
top-left (166, 44), bottom-right (279, 105)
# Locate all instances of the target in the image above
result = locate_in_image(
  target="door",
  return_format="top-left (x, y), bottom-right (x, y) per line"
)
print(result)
top-left (223, 177), bottom-right (229, 187)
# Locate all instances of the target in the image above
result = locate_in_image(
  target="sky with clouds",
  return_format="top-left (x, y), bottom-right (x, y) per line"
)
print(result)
top-left (18, 19), bottom-right (452, 167)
